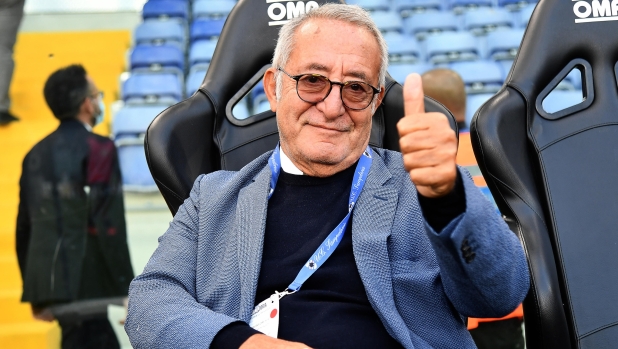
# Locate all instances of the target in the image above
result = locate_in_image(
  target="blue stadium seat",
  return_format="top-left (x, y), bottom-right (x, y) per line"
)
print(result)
top-left (122, 73), bottom-right (183, 104)
top-left (190, 19), bottom-right (226, 42)
top-left (519, 3), bottom-right (536, 28)
top-left (404, 12), bottom-right (460, 40)
top-left (385, 36), bottom-right (421, 63)
top-left (449, 0), bottom-right (493, 13)
top-left (113, 105), bottom-right (169, 138)
top-left (371, 12), bottom-right (404, 34)
top-left (189, 40), bottom-right (218, 67)
top-left (186, 64), bottom-right (209, 96)
top-left (142, 0), bottom-right (189, 21)
top-left (130, 45), bottom-right (184, 72)
top-left (465, 93), bottom-right (494, 125)
top-left (193, 0), bottom-right (235, 19)
top-left (393, 0), bottom-right (443, 17)
top-left (498, 60), bottom-right (514, 78)
top-left (113, 105), bottom-right (171, 191)
top-left (250, 80), bottom-right (266, 105)
top-left (134, 21), bottom-right (185, 49)
top-left (450, 60), bottom-right (504, 94)
top-left (232, 99), bottom-right (250, 120)
top-left (541, 90), bottom-right (584, 114)
top-left (388, 63), bottom-right (433, 84)
top-left (499, 0), bottom-right (538, 11)
top-left (485, 29), bottom-right (524, 60)
top-left (425, 32), bottom-right (480, 64)
top-left (464, 8), bottom-right (516, 35)
top-left (346, 0), bottom-right (391, 12)
top-left (116, 142), bottom-right (157, 190)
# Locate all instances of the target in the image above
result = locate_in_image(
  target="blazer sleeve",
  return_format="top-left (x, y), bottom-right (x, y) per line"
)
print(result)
top-left (16, 155), bottom-right (31, 279)
top-left (125, 175), bottom-right (241, 349)
top-left (423, 167), bottom-right (530, 318)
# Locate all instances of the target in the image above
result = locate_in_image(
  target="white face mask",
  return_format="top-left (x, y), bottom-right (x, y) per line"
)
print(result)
top-left (93, 98), bottom-right (105, 126)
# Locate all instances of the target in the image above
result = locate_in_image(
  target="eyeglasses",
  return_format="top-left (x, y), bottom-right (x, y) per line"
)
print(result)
top-left (90, 91), bottom-right (104, 100)
top-left (278, 67), bottom-right (380, 111)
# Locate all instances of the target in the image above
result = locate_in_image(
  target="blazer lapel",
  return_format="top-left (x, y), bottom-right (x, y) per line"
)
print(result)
top-left (236, 166), bottom-right (272, 321)
top-left (352, 152), bottom-right (414, 347)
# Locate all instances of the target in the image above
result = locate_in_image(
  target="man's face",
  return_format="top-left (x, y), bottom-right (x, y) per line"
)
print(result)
top-left (265, 19), bottom-right (384, 176)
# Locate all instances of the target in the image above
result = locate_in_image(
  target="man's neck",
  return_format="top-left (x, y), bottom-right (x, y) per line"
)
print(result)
top-left (280, 148), bottom-right (304, 175)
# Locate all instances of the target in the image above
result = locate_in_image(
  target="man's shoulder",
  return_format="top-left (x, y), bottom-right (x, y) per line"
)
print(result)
top-left (193, 151), bottom-right (273, 194)
top-left (372, 147), bottom-right (407, 177)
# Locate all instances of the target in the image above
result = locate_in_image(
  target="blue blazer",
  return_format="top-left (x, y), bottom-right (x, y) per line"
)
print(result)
top-left (125, 149), bottom-right (529, 349)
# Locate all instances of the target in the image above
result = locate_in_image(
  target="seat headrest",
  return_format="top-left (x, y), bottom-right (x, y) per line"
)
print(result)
top-left (200, 0), bottom-right (343, 107)
top-left (511, 0), bottom-right (618, 97)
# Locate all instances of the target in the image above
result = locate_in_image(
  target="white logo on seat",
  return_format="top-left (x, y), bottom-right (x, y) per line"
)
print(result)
top-left (266, 0), bottom-right (320, 26)
top-left (572, 0), bottom-right (618, 23)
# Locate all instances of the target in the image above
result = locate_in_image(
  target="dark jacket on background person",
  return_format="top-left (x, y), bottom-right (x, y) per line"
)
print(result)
top-left (16, 119), bottom-right (134, 306)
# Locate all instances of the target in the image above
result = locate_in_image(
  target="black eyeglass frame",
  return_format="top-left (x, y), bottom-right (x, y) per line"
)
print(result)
top-left (277, 67), bottom-right (381, 111)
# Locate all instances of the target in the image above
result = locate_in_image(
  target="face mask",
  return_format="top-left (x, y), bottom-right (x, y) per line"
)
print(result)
top-left (93, 98), bottom-right (105, 126)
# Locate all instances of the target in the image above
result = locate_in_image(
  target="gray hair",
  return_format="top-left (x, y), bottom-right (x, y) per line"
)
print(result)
top-left (272, 3), bottom-right (389, 100)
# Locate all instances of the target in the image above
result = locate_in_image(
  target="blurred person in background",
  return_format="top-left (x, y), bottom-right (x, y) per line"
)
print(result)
top-left (421, 68), bottom-right (467, 130)
top-left (16, 64), bottom-right (134, 349)
top-left (422, 68), bottom-right (525, 349)
top-left (0, 0), bottom-right (25, 125)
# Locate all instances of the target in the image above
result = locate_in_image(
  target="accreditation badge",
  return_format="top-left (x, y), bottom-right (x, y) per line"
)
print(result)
top-left (249, 293), bottom-right (280, 338)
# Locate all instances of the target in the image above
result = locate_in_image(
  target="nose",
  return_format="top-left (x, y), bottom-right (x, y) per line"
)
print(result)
top-left (316, 84), bottom-right (345, 119)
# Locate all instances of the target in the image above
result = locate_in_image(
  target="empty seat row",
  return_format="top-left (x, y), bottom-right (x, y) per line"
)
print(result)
top-left (142, 0), bottom-right (235, 21)
top-left (350, 0), bottom-right (536, 14)
top-left (373, 7), bottom-right (532, 37)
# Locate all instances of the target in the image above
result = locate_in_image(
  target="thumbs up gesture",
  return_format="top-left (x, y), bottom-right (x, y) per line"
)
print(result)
top-left (397, 73), bottom-right (458, 198)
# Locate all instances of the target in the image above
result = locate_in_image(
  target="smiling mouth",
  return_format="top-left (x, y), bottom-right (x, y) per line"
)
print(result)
top-left (307, 123), bottom-right (349, 132)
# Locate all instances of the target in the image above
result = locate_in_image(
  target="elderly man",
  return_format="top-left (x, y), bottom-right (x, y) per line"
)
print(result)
top-left (125, 4), bottom-right (529, 349)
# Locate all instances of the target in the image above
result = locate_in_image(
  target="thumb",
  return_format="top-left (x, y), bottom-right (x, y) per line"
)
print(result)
top-left (403, 73), bottom-right (425, 115)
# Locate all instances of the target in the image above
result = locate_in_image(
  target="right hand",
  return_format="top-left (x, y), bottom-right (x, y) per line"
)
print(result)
top-left (239, 334), bottom-right (313, 349)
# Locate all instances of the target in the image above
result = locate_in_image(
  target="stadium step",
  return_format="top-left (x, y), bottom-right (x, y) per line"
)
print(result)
top-left (0, 321), bottom-right (60, 349)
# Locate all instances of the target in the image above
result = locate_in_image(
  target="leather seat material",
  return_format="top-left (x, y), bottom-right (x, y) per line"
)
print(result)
top-left (472, 0), bottom-right (618, 347)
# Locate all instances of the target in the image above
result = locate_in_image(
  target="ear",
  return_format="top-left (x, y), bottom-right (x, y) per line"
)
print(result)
top-left (80, 96), bottom-right (94, 115)
top-left (263, 67), bottom-right (278, 112)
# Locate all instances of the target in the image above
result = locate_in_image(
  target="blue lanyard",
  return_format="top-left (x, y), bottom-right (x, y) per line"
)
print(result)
top-left (267, 144), bottom-right (373, 292)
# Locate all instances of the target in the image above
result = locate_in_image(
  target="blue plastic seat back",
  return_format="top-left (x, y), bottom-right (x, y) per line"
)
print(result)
top-left (134, 21), bottom-right (185, 48)
top-left (387, 63), bottom-right (433, 84)
top-left (464, 8), bottom-right (517, 35)
top-left (113, 105), bottom-right (170, 138)
top-left (498, 0), bottom-right (537, 11)
top-left (541, 90), bottom-right (584, 114)
top-left (519, 3), bottom-right (536, 28)
top-left (404, 12), bottom-right (460, 40)
top-left (186, 65), bottom-right (210, 96)
top-left (394, 0), bottom-right (443, 17)
top-left (346, 0), bottom-right (391, 12)
top-left (122, 73), bottom-right (182, 103)
top-left (189, 40), bottom-right (218, 67)
top-left (117, 144), bottom-right (157, 188)
top-left (143, 0), bottom-right (189, 21)
top-left (425, 32), bottom-right (480, 64)
top-left (449, 0), bottom-right (493, 13)
top-left (485, 29), bottom-right (524, 60)
top-left (193, 0), bottom-right (236, 19)
top-left (190, 19), bottom-right (226, 42)
top-left (451, 60), bottom-right (504, 94)
top-left (371, 11), bottom-right (404, 34)
top-left (130, 45), bottom-right (184, 71)
top-left (465, 93), bottom-right (494, 125)
top-left (385, 36), bottom-right (421, 63)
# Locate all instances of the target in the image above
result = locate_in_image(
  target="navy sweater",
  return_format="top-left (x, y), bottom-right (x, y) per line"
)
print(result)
top-left (212, 164), bottom-right (465, 348)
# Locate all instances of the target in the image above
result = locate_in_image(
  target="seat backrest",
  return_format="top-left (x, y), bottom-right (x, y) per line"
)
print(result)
top-left (145, 0), bottom-right (458, 214)
top-left (470, 0), bottom-right (618, 347)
